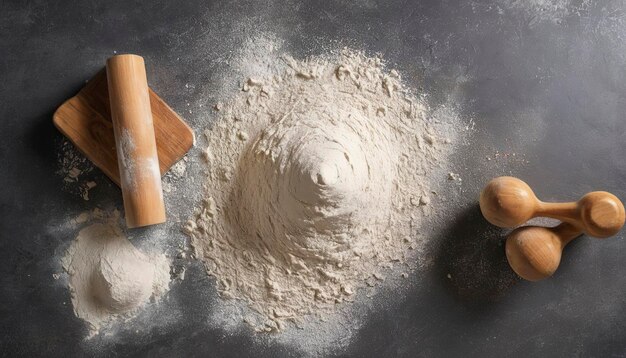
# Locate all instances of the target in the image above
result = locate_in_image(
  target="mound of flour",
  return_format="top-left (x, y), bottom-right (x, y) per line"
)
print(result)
top-left (62, 213), bottom-right (171, 336)
top-left (186, 49), bottom-right (452, 331)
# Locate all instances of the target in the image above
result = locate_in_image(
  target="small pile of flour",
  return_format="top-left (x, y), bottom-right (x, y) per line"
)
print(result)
top-left (62, 213), bottom-right (171, 336)
top-left (186, 49), bottom-right (452, 331)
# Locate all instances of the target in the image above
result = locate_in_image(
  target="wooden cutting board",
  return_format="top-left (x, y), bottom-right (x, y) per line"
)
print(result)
top-left (53, 69), bottom-right (194, 186)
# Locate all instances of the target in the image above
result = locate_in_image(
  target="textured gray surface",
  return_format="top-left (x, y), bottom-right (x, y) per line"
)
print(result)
top-left (2, 0), bottom-right (626, 356)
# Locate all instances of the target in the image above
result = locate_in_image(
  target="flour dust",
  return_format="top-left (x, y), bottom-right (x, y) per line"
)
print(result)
top-left (185, 48), bottom-right (460, 338)
top-left (61, 211), bottom-right (171, 337)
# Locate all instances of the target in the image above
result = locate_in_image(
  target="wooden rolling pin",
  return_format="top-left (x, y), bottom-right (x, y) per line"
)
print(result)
top-left (479, 176), bottom-right (625, 238)
top-left (106, 54), bottom-right (166, 228)
top-left (505, 223), bottom-right (582, 281)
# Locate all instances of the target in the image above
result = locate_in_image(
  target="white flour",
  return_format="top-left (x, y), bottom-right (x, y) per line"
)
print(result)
top-left (496, 0), bottom-right (577, 26)
top-left (57, 139), bottom-right (98, 201)
top-left (61, 212), bottom-right (171, 337)
top-left (186, 49), bottom-right (454, 332)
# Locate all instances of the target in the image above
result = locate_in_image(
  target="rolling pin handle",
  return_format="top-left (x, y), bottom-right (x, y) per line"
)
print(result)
top-left (106, 54), bottom-right (166, 228)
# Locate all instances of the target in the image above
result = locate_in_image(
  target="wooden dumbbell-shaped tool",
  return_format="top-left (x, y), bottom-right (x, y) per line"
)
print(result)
top-left (479, 176), bottom-right (625, 238)
top-left (505, 222), bottom-right (582, 281)
top-left (106, 54), bottom-right (166, 228)
top-left (480, 176), bottom-right (625, 281)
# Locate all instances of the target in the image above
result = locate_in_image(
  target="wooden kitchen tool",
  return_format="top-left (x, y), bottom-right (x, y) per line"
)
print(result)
top-left (505, 222), bottom-right (582, 281)
top-left (54, 54), bottom-right (193, 227)
top-left (53, 59), bottom-right (194, 187)
top-left (479, 176), bottom-right (625, 238)
top-left (105, 54), bottom-right (165, 228)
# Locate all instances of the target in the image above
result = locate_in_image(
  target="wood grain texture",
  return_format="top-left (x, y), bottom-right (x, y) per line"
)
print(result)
top-left (52, 68), bottom-right (194, 187)
top-left (505, 223), bottom-right (582, 281)
top-left (105, 54), bottom-right (166, 228)
top-left (479, 176), bottom-right (625, 237)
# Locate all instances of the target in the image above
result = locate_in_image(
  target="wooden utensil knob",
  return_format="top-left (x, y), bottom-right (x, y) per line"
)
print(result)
top-left (505, 223), bottom-right (581, 281)
top-left (106, 54), bottom-right (166, 228)
top-left (479, 176), bottom-right (625, 238)
top-left (479, 176), bottom-right (536, 228)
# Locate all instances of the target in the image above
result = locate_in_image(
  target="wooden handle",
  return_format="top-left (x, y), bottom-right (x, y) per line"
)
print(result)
top-left (537, 192), bottom-right (625, 237)
top-left (505, 223), bottom-right (582, 281)
top-left (106, 54), bottom-right (166, 228)
top-left (479, 177), bottom-right (625, 237)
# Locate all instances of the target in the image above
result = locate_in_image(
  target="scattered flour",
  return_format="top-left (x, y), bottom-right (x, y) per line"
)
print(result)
top-left (169, 158), bottom-right (188, 178)
top-left (163, 157), bottom-right (190, 194)
top-left (496, 0), bottom-right (574, 25)
top-left (57, 139), bottom-right (98, 201)
top-left (185, 49), bottom-right (456, 332)
top-left (61, 212), bottom-right (171, 337)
